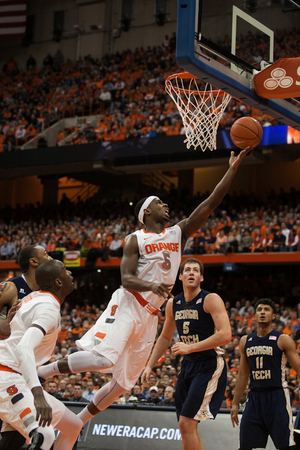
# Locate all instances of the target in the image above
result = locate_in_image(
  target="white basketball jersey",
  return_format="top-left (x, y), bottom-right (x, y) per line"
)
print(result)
top-left (0, 291), bottom-right (61, 372)
top-left (132, 224), bottom-right (182, 308)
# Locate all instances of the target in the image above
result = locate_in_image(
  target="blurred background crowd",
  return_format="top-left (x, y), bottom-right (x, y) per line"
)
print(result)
top-left (0, 184), bottom-right (299, 261)
top-left (0, 28), bottom-right (299, 151)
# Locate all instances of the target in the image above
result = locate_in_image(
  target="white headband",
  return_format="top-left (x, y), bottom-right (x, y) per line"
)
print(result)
top-left (138, 196), bottom-right (158, 225)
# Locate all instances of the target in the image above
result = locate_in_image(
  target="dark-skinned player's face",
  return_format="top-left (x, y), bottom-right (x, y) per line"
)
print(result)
top-left (255, 304), bottom-right (275, 325)
top-left (34, 246), bottom-right (52, 264)
top-left (146, 198), bottom-right (169, 222)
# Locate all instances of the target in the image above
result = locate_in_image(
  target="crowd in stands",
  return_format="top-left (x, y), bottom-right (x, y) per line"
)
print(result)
top-left (0, 185), bottom-right (299, 263)
top-left (0, 28), bottom-right (299, 151)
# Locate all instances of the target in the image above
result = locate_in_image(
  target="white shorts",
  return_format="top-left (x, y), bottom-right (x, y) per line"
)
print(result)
top-left (76, 288), bottom-right (158, 390)
top-left (0, 371), bottom-right (65, 440)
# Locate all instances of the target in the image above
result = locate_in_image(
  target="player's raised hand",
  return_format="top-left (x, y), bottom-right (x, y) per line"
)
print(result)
top-left (229, 146), bottom-right (252, 170)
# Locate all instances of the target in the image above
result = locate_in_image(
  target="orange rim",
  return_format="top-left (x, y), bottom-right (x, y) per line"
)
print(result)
top-left (165, 72), bottom-right (230, 97)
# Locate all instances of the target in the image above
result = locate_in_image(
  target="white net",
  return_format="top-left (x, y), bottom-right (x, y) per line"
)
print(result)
top-left (165, 73), bottom-right (231, 151)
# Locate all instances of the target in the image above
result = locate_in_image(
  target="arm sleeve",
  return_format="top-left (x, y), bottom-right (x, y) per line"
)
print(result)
top-left (22, 303), bottom-right (60, 335)
top-left (15, 326), bottom-right (45, 390)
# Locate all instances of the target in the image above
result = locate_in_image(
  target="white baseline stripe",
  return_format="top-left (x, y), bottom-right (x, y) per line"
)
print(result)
top-left (0, 26), bottom-right (25, 34)
top-left (0, 5), bottom-right (26, 13)
top-left (0, 16), bottom-right (26, 23)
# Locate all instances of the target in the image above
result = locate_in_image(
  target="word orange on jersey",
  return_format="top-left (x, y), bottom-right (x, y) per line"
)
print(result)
top-left (145, 242), bottom-right (179, 254)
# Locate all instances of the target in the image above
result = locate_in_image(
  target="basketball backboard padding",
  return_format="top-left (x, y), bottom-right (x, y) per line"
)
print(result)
top-left (176, 0), bottom-right (300, 129)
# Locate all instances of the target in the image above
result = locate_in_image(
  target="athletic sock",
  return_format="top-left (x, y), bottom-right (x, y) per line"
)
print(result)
top-left (38, 361), bottom-right (59, 380)
top-left (77, 406), bottom-right (96, 425)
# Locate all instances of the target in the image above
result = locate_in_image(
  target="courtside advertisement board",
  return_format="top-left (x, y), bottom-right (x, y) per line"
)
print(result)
top-left (58, 404), bottom-right (182, 450)
top-left (55, 404), bottom-right (279, 450)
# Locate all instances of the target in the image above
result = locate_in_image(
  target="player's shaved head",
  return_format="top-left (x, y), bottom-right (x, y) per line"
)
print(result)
top-left (35, 259), bottom-right (64, 290)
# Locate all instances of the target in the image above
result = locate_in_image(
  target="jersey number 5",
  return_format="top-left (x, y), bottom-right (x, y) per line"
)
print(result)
top-left (161, 252), bottom-right (171, 271)
top-left (183, 321), bottom-right (190, 334)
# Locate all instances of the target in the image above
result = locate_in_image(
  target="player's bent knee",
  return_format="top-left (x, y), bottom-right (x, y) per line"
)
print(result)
top-left (178, 416), bottom-right (197, 434)
top-left (27, 426), bottom-right (55, 450)
top-left (89, 353), bottom-right (114, 371)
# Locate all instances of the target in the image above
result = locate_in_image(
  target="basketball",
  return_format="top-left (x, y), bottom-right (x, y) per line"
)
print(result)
top-left (230, 117), bottom-right (263, 149)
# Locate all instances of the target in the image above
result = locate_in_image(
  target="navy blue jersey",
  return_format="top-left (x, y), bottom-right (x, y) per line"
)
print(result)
top-left (173, 289), bottom-right (217, 361)
top-left (9, 275), bottom-right (32, 300)
top-left (244, 330), bottom-right (287, 390)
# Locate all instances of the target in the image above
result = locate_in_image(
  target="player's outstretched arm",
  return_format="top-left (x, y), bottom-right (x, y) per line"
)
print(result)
top-left (230, 336), bottom-right (249, 427)
top-left (141, 299), bottom-right (176, 384)
top-left (121, 235), bottom-right (173, 298)
top-left (177, 147), bottom-right (252, 243)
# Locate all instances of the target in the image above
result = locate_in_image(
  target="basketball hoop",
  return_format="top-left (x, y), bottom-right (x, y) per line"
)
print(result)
top-left (165, 72), bottom-right (231, 151)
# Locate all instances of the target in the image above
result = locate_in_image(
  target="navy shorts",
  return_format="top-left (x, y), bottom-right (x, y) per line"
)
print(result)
top-left (239, 388), bottom-right (295, 449)
top-left (175, 356), bottom-right (227, 421)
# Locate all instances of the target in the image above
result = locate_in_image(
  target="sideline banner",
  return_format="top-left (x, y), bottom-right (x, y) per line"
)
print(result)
top-left (61, 404), bottom-right (182, 450)
top-left (58, 404), bottom-right (278, 450)
top-left (63, 251), bottom-right (81, 267)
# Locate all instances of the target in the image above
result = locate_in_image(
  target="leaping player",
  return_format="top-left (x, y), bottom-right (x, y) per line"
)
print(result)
top-left (38, 148), bottom-right (251, 449)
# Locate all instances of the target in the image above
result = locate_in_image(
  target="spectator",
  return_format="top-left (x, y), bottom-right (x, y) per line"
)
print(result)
top-left (132, 384), bottom-right (146, 400)
top-left (56, 379), bottom-right (69, 400)
top-left (192, 230), bottom-right (206, 255)
top-left (272, 229), bottom-right (287, 252)
top-left (148, 386), bottom-right (161, 405)
top-left (287, 226), bottom-right (299, 251)
top-left (69, 383), bottom-right (89, 403)
top-left (65, 382), bottom-right (75, 400)
top-left (46, 381), bottom-right (63, 400)
top-left (228, 227), bottom-right (241, 253)
top-left (0, 240), bottom-right (13, 260)
top-left (52, 345), bottom-right (63, 361)
top-left (214, 229), bottom-right (230, 254)
top-left (118, 389), bottom-right (138, 404)
top-left (239, 230), bottom-right (253, 252)
top-left (109, 232), bottom-right (123, 257)
top-left (83, 379), bottom-right (97, 401)
top-left (157, 386), bottom-right (176, 406)
top-left (26, 54), bottom-right (37, 70)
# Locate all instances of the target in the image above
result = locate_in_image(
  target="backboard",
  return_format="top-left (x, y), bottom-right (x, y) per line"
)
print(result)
top-left (176, 0), bottom-right (300, 129)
